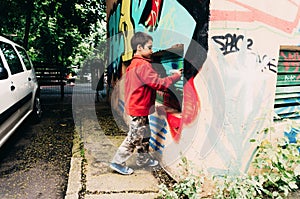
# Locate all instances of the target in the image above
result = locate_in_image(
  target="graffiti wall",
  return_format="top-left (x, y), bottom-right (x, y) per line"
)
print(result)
top-left (204, 0), bottom-right (300, 175)
top-left (106, 0), bottom-right (300, 176)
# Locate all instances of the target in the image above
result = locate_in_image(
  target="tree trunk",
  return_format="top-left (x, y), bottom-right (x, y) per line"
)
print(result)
top-left (23, 0), bottom-right (34, 49)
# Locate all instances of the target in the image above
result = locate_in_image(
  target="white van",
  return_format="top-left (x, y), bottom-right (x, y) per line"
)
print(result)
top-left (0, 36), bottom-right (42, 148)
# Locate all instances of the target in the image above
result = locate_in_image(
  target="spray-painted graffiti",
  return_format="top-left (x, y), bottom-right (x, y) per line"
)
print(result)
top-left (149, 114), bottom-right (167, 154)
top-left (139, 0), bottom-right (164, 31)
top-left (107, 0), bottom-right (300, 177)
top-left (207, 41), bottom-right (276, 174)
top-left (107, 0), bottom-right (208, 145)
top-left (255, 54), bottom-right (277, 73)
top-left (212, 33), bottom-right (277, 73)
top-left (285, 75), bottom-right (297, 81)
top-left (279, 52), bottom-right (300, 76)
top-left (280, 51), bottom-right (300, 61)
top-left (210, 0), bottom-right (300, 34)
top-left (107, 0), bottom-right (167, 64)
top-left (119, 0), bottom-right (134, 61)
top-left (280, 62), bottom-right (300, 72)
top-left (108, 3), bottom-right (123, 79)
top-left (284, 128), bottom-right (300, 152)
top-left (275, 47), bottom-right (300, 119)
top-left (278, 50), bottom-right (300, 84)
top-left (212, 33), bottom-right (253, 55)
top-left (266, 58), bottom-right (277, 73)
top-left (278, 74), bottom-right (300, 83)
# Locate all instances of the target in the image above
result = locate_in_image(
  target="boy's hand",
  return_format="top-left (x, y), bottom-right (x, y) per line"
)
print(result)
top-left (170, 69), bottom-right (183, 76)
top-left (178, 68), bottom-right (183, 75)
top-left (174, 68), bottom-right (183, 76)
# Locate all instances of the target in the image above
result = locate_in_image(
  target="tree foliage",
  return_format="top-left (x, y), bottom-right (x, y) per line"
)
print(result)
top-left (0, 0), bottom-right (106, 68)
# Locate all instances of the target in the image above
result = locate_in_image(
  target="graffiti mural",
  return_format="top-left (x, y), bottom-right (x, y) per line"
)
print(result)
top-left (107, 0), bottom-right (208, 67)
top-left (198, 0), bottom-right (300, 175)
top-left (107, 0), bottom-right (300, 176)
top-left (107, 0), bottom-right (209, 145)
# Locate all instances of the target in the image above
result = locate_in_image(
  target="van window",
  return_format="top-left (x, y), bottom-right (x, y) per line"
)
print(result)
top-left (0, 42), bottom-right (24, 75)
top-left (0, 58), bottom-right (8, 80)
top-left (16, 46), bottom-right (32, 70)
top-left (0, 57), bottom-right (4, 69)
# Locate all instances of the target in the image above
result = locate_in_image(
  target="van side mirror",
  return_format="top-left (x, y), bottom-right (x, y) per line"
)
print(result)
top-left (0, 67), bottom-right (9, 80)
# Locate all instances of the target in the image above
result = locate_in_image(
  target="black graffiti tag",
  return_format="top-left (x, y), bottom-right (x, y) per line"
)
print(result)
top-left (251, 53), bottom-right (277, 73)
top-left (255, 54), bottom-right (277, 73)
top-left (212, 33), bottom-right (253, 55)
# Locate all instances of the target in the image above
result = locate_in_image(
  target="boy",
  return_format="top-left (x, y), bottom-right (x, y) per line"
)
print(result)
top-left (110, 32), bottom-right (182, 175)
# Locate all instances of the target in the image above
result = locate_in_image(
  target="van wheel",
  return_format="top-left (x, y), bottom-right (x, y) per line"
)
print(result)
top-left (31, 95), bottom-right (42, 123)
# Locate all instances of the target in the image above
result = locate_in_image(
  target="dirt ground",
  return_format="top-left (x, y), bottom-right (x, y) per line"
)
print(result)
top-left (0, 103), bottom-right (74, 199)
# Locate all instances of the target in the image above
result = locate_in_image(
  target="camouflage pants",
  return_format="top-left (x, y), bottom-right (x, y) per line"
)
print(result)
top-left (111, 116), bottom-right (151, 165)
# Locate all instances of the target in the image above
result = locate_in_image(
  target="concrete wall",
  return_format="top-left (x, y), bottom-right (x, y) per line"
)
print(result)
top-left (106, 0), bottom-right (300, 176)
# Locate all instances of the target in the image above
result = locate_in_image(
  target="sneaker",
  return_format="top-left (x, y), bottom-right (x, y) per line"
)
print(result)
top-left (110, 163), bottom-right (134, 175)
top-left (136, 159), bottom-right (159, 167)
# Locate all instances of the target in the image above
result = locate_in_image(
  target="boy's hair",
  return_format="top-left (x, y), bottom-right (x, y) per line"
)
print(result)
top-left (131, 32), bottom-right (153, 53)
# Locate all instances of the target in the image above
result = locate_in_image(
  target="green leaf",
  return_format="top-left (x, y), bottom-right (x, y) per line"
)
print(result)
top-left (294, 165), bottom-right (300, 176)
top-left (288, 181), bottom-right (298, 189)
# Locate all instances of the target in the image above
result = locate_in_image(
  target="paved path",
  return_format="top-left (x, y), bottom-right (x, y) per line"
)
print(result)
top-left (65, 84), bottom-right (159, 199)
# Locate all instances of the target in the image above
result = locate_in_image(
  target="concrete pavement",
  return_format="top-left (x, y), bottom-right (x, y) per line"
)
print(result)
top-left (64, 84), bottom-right (160, 199)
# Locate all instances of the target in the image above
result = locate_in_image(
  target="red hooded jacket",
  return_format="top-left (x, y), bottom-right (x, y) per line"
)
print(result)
top-left (125, 55), bottom-right (181, 116)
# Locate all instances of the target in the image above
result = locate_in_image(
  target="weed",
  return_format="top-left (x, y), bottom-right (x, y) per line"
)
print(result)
top-left (158, 157), bottom-right (205, 199)
top-left (158, 121), bottom-right (300, 198)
